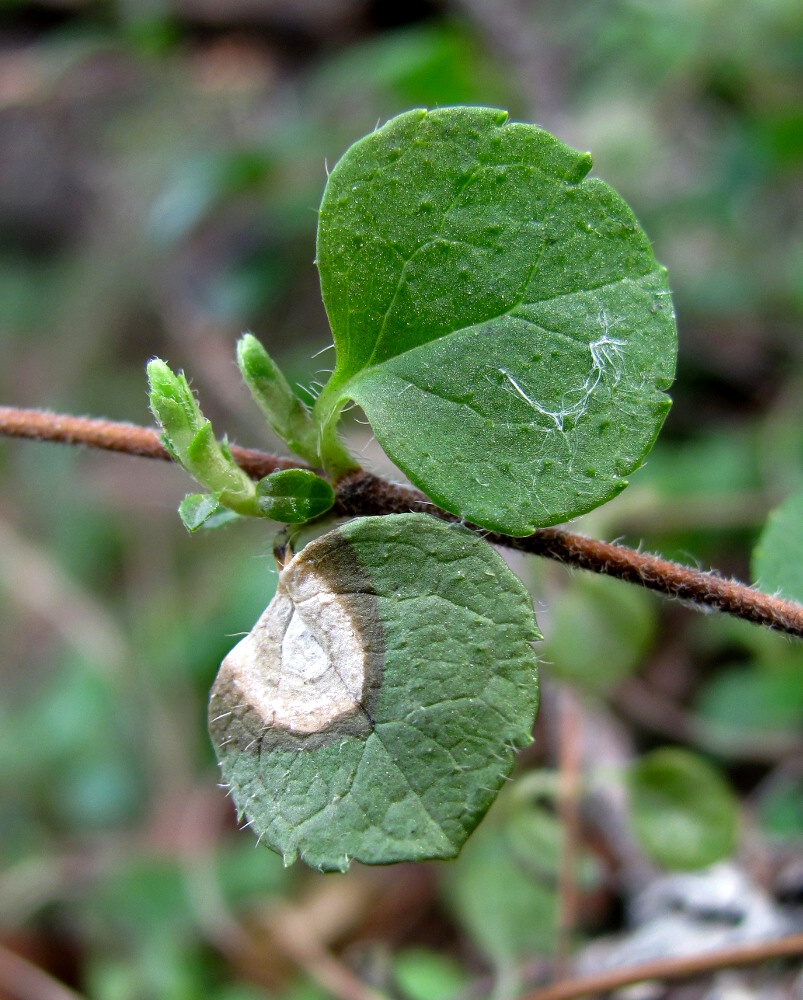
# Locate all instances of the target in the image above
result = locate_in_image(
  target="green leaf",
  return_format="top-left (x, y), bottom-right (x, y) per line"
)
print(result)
top-left (443, 782), bottom-right (600, 979)
top-left (313, 107), bottom-right (676, 533)
top-left (209, 513), bottom-right (540, 871)
top-left (237, 334), bottom-right (325, 467)
top-left (626, 747), bottom-right (739, 870)
top-left (752, 489), bottom-right (803, 604)
top-left (255, 469), bottom-right (335, 523)
top-left (178, 493), bottom-right (240, 532)
top-left (756, 773), bottom-right (803, 841)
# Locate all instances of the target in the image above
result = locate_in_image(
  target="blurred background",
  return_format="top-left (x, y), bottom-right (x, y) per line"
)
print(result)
top-left (0, 2), bottom-right (802, 998)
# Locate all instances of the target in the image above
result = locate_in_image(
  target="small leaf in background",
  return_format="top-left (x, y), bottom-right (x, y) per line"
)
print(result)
top-left (209, 513), bottom-right (540, 871)
top-left (149, 149), bottom-right (273, 245)
top-left (542, 575), bottom-right (656, 690)
top-left (313, 106), bottom-right (676, 533)
top-left (311, 22), bottom-right (510, 111)
top-left (755, 773), bottom-right (803, 842)
top-left (0, 657), bottom-right (144, 837)
top-left (695, 661), bottom-right (803, 738)
top-left (504, 786), bottom-right (600, 891)
top-left (392, 948), bottom-right (468, 1000)
top-left (443, 812), bottom-right (557, 977)
top-left (77, 849), bottom-right (292, 1000)
top-left (441, 785), bottom-right (599, 996)
top-left (255, 469), bottom-right (335, 523)
top-left (752, 488), bottom-right (803, 603)
top-left (626, 747), bottom-right (739, 870)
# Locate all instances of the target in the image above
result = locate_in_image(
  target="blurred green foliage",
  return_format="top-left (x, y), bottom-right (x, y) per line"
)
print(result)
top-left (541, 575), bottom-right (658, 691)
top-left (626, 747), bottom-right (739, 870)
top-left (752, 488), bottom-right (803, 601)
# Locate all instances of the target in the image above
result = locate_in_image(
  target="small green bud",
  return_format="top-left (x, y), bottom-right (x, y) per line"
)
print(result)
top-left (147, 357), bottom-right (259, 517)
top-left (255, 469), bottom-right (335, 523)
top-left (237, 334), bottom-right (321, 466)
top-left (147, 358), bottom-right (203, 456)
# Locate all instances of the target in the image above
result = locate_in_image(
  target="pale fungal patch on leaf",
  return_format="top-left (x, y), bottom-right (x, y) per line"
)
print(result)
top-left (223, 573), bottom-right (365, 733)
top-left (210, 531), bottom-right (384, 753)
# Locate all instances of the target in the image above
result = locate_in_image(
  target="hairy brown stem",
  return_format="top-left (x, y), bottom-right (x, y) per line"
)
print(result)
top-left (2, 406), bottom-right (802, 639)
top-left (0, 407), bottom-right (298, 477)
top-left (520, 932), bottom-right (803, 1000)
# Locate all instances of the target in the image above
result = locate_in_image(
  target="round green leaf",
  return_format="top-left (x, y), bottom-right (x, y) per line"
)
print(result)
top-left (209, 513), bottom-right (540, 871)
top-left (314, 107), bottom-right (676, 534)
top-left (255, 469), bottom-right (335, 523)
top-left (627, 747), bottom-right (738, 870)
top-left (752, 489), bottom-right (803, 604)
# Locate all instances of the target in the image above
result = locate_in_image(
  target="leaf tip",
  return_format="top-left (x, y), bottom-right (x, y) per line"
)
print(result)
top-left (567, 150), bottom-right (593, 183)
top-left (146, 356), bottom-right (173, 392)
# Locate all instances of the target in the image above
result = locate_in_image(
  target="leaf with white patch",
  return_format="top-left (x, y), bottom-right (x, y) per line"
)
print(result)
top-left (209, 513), bottom-right (540, 871)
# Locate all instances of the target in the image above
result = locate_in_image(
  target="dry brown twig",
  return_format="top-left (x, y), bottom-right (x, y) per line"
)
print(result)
top-left (521, 932), bottom-right (803, 1000)
top-left (2, 406), bottom-right (802, 639)
top-left (555, 688), bottom-right (583, 977)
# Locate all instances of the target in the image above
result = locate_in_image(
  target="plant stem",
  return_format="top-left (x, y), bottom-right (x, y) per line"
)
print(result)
top-left (555, 688), bottom-right (582, 977)
top-left (0, 408), bottom-right (300, 475)
top-left (336, 470), bottom-right (803, 639)
top-left (311, 384), bottom-right (361, 480)
top-left (2, 406), bottom-right (803, 639)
